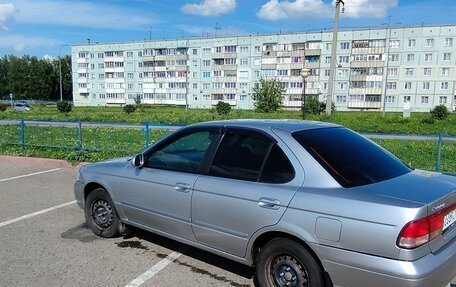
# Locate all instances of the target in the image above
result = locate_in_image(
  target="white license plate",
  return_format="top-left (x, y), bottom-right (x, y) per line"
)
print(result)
top-left (443, 209), bottom-right (456, 231)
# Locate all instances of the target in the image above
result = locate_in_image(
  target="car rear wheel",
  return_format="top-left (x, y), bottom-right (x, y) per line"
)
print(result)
top-left (256, 238), bottom-right (324, 287)
top-left (84, 188), bottom-right (128, 238)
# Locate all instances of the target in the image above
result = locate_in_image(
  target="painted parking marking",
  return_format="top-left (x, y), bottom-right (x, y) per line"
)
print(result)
top-left (124, 251), bottom-right (182, 287)
top-left (0, 168), bottom-right (61, 183)
top-left (0, 201), bottom-right (76, 228)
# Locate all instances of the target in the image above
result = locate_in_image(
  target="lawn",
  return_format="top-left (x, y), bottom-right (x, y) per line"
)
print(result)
top-left (0, 105), bottom-right (455, 170)
top-left (0, 105), bottom-right (455, 135)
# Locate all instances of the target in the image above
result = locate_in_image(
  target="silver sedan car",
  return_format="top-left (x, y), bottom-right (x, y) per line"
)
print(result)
top-left (75, 120), bottom-right (456, 287)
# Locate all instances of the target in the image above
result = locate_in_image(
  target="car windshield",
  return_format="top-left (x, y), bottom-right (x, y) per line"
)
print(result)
top-left (292, 127), bottom-right (411, 188)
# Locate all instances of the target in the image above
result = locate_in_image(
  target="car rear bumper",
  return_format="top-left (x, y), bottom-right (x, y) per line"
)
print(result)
top-left (312, 237), bottom-right (456, 287)
top-left (74, 180), bottom-right (85, 209)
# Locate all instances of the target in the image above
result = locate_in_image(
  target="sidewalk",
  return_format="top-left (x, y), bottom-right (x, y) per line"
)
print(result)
top-left (0, 155), bottom-right (87, 169)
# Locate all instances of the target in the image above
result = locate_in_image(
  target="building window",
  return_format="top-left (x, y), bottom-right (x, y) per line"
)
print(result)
top-left (389, 54), bottom-right (399, 62)
top-left (240, 58), bottom-right (249, 66)
top-left (439, 96), bottom-right (447, 104)
top-left (126, 52), bottom-right (133, 57)
top-left (444, 38), bottom-right (453, 47)
top-left (337, 82), bottom-right (347, 90)
top-left (340, 42), bottom-right (350, 50)
top-left (421, 96), bottom-right (429, 104)
top-left (127, 73), bottom-right (133, 79)
top-left (254, 46), bottom-right (261, 53)
top-left (225, 45), bottom-right (236, 53)
top-left (424, 53), bottom-right (433, 62)
top-left (387, 68), bottom-right (398, 76)
top-left (441, 82), bottom-right (449, 90)
top-left (423, 68), bottom-right (432, 76)
top-left (325, 56), bottom-right (331, 64)
top-left (441, 68), bottom-right (450, 76)
top-left (240, 46), bottom-right (249, 53)
top-left (426, 38), bottom-right (434, 47)
top-left (192, 49), bottom-right (198, 55)
top-left (404, 82), bottom-right (412, 90)
top-left (213, 70), bottom-right (222, 77)
top-left (403, 96), bottom-right (411, 103)
top-left (407, 39), bottom-right (416, 48)
top-left (405, 68), bottom-right (414, 76)
top-left (336, 95), bottom-right (346, 103)
top-left (386, 82), bottom-right (397, 90)
top-left (202, 71), bottom-right (211, 78)
top-left (192, 83), bottom-right (198, 89)
top-left (389, 40), bottom-right (400, 48)
top-left (386, 96), bottom-right (395, 103)
top-left (339, 56), bottom-right (349, 63)
top-left (422, 82), bottom-right (430, 90)
top-left (406, 54), bottom-right (414, 62)
top-left (443, 53), bottom-right (451, 61)
top-left (203, 48), bottom-right (211, 55)
top-left (239, 71), bottom-right (249, 78)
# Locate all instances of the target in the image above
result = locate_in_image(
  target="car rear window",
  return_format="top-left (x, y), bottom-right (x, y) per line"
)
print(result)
top-left (292, 127), bottom-right (411, 188)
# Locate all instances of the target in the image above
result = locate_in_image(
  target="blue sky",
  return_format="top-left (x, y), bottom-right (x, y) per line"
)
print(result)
top-left (0, 0), bottom-right (455, 58)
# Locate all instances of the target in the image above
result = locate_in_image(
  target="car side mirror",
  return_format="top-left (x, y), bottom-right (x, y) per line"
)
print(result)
top-left (131, 154), bottom-right (145, 168)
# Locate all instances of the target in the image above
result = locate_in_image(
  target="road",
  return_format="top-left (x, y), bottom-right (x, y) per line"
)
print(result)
top-left (0, 156), bottom-right (455, 287)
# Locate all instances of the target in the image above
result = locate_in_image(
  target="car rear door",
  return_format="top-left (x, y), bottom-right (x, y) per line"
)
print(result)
top-left (191, 128), bottom-right (304, 257)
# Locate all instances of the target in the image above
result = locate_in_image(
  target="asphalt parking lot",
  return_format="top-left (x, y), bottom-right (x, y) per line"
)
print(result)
top-left (0, 156), bottom-right (455, 287)
top-left (0, 157), bottom-right (253, 287)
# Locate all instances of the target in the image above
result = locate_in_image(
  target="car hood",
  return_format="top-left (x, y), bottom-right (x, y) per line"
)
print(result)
top-left (82, 157), bottom-right (131, 173)
top-left (366, 169), bottom-right (456, 205)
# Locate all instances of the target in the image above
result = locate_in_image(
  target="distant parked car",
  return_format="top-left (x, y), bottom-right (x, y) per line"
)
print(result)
top-left (75, 120), bottom-right (456, 287)
top-left (13, 102), bottom-right (32, 111)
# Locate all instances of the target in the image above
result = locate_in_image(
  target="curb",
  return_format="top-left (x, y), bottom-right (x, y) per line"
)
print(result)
top-left (0, 155), bottom-right (89, 169)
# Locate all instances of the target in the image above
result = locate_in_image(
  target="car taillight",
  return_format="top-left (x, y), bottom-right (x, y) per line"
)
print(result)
top-left (397, 207), bottom-right (450, 249)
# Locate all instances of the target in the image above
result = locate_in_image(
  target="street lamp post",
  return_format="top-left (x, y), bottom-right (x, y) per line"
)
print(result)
top-left (58, 44), bottom-right (69, 102)
top-left (300, 68), bottom-right (310, 120)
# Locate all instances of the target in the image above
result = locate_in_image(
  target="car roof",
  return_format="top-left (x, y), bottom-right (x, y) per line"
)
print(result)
top-left (190, 119), bottom-right (341, 133)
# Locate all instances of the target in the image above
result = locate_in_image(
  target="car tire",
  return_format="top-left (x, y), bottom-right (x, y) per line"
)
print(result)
top-left (256, 238), bottom-right (324, 287)
top-left (84, 188), bottom-right (127, 238)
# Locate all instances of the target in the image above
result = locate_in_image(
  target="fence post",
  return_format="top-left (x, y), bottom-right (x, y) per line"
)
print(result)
top-left (19, 119), bottom-right (25, 152)
top-left (436, 133), bottom-right (443, 172)
top-left (144, 121), bottom-right (149, 149)
top-left (77, 121), bottom-right (83, 151)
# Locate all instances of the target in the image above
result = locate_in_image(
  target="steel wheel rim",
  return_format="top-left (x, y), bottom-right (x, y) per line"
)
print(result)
top-left (268, 254), bottom-right (309, 287)
top-left (92, 200), bottom-right (113, 229)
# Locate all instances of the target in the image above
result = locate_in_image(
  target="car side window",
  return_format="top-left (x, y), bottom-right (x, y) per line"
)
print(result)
top-left (260, 144), bottom-right (295, 183)
top-left (146, 131), bottom-right (217, 173)
top-left (209, 133), bottom-right (271, 181)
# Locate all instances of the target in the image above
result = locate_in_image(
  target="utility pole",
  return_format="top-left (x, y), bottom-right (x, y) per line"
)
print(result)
top-left (326, 0), bottom-right (344, 116)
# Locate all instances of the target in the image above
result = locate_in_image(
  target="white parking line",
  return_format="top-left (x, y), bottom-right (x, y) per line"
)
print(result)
top-left (0, 168), bottom-right (61, 183)
top-left (124, 251), bottom-right (182, 287)
top-left (0, 201), bottom-right (76, 228)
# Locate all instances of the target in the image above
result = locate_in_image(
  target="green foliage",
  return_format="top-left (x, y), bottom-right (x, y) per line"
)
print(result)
top-left (123, 104), bottom-right (137, 114)
top-left (0, 104), bottom-right (7, 112)
top-left (56, 101), bottom-right (72, 113)
top-left (252, 78), bottom-right (285, 113)
top-left (421, 116), bottom-right (436, 124)
top-left (215, 101), bottom-right (231, 116)
top-left (430, 105), bottom-right (449, 120)
top-left (303, 97), bottom-right (335, 118)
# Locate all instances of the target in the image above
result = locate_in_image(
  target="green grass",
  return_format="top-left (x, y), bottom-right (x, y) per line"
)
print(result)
top-left (1, 105), bottom-right (455, 135)
top-left (0, 105), bottom-right (455, 169)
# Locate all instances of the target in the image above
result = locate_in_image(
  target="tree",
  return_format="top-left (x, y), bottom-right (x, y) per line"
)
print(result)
top-left (252, 78), bottom-right (285, 113)
top-left (430, 105), bottom-right (449, 120)
top-left (0, 56), bottom-right (8, 99)
top-left (215, 101), bottom-right (231, 116)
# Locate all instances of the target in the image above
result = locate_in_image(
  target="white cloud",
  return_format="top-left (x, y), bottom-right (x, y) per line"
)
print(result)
top-left (11, 0), bottom-right (156, 29)
top-left (257, 0), bottom-right (398, 20)
top-left (181, 0), bottom-right (236, 16)
top-left (257, 0), bottom-right (331, 20)
top-left (342, 0), bottom-right (398, 18)
top-left (0, 3), bottom-right (16, 31)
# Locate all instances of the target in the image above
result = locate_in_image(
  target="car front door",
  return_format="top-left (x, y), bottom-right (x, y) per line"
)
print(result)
top-left (191, 129), bottom-right (303, 257)
top-left (118, 129), bottom-right (219, 241)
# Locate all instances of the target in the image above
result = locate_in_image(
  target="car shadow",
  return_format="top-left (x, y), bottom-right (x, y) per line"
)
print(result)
top-left (122, 226), bottom-right (258, 287)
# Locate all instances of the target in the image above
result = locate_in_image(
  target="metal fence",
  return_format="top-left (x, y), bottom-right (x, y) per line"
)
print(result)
top-left (0, 119), bottom-right (455, 172)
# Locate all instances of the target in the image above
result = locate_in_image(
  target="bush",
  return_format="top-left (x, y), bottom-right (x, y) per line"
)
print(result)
top-left (56, 101), bottom-right (72, 113)
top-left (0, 104), bottom-right (8, 112)
top-left (253, 78), bottom-right (285, 113)
top-left (430, 105), bottom-right (449, 120)
top-left (303, 97), bottom-right (335, 117)
top-left (421, 116), bottom-right (436, 124)
top-left (123, 104), bottom-right (137, 114)
top-left (215, 101), bottom-right (231, 116)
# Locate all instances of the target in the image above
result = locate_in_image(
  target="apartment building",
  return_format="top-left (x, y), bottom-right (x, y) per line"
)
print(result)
top-left (71, 24), bottom-right (456, 112)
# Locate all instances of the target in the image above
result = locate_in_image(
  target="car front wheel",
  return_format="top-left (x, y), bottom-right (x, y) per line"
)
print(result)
top-left (84, 188), bottom-right (127, 238)
top-left (256, 238), bottom-right (324, 287)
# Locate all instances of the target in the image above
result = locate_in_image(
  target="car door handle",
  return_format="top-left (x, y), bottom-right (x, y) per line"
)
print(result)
top-left (258, 198), bottom-right (281, 210)
top-left (174, 183), bottom-right (191, 193)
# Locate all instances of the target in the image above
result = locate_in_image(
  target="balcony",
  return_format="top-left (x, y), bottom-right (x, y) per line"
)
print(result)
top-left (261, 64), bottom-right (277, 70)
top-left (304, 49), bottom-right (321, 56)
top-left (291, 50), bottom-right (306, 57)
top-left (350, 61), bottom-right (384, 68)
top-left (351, 47), bottom-right (385, 55)
top-left (277, 51), bottom-right (292, 57)
top-left (347, 101), bottom-right (381, 109)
